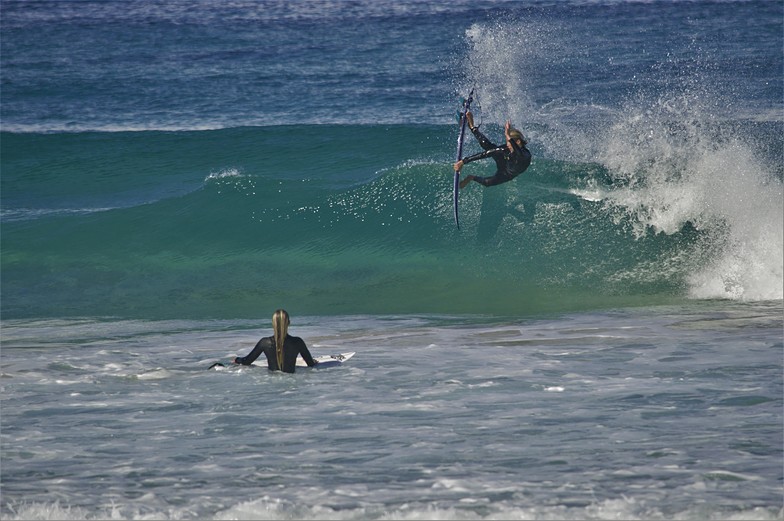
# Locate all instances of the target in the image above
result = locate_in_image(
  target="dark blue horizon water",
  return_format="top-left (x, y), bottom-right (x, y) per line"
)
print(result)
top-left (1, 0), bottom-right (782, 132)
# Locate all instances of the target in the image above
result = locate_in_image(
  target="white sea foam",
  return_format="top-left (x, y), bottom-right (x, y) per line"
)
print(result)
top-left (596, 95), bottom-right (783, 301)
top-left (1, 310), bottom-right (781, 520)
top-left (5, 496), bottom-right (781, 520)
top-left (204, 167), bottom-right (245, 181)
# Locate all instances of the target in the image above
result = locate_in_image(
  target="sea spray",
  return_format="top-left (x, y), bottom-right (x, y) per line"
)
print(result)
top-left (594, 85), bottom-right (784, 301)
top-left (459, 14), bottom-right (784, 304)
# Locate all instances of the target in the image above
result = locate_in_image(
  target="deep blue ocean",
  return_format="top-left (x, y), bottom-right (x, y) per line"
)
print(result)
top-left (1, 1), bottom-right (782, 519)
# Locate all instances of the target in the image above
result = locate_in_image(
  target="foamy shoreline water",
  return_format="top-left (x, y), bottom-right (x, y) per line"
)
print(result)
top-left (2, 304), bottom-right (782, 520)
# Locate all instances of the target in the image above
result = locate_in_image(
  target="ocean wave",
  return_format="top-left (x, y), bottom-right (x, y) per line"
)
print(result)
top-left (1, 119), bottom-right (781, 319)
top-left (0, 206), bottom-right (121, 222)
top-left (0, 122), bottom-right (234, 134)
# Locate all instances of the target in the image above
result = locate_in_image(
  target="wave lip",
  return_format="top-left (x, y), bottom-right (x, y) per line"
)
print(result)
top-left (0, 206), bottom-right (121, 222)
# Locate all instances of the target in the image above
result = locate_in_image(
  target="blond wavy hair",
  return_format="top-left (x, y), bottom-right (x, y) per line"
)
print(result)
top-left (272, 309), bottom-right (290, 370)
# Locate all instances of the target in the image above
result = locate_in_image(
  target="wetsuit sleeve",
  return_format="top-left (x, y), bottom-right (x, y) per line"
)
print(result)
top-left (462, 146), bottom-right (505, 165)
top-left (296, 337), bottom-right (317, 367)
top-left (471, 127), bottom-right (499, 151)
top-left (462, 127), bottom-right (504, 165)
top-left (234, 337), bottom-right (268, 365)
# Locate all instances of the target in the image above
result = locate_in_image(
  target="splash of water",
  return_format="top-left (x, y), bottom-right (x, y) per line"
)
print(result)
top-left (596, 88), bottom-right (783, 301)
top-left (461, 16), bottom-right (783, 302)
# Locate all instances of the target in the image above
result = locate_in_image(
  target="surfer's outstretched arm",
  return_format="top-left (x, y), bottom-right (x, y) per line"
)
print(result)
top-left (454, 147), bottom-right (501, 174)
top-left (233, 338), bottom-right (267, 365)
top-left (466, 112), bottom-right (498, 151)
top-left (471, 128), bottom-right (498, 151)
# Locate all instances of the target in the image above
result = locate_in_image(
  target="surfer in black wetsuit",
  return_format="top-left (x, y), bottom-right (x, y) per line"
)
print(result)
top-left (454, 112), bottom-right (531, 188)
top-left (232, 309), bottom-right (317, 373)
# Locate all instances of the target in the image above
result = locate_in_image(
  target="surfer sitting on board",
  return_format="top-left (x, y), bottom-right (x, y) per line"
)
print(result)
top-left (454, 112), bottom-right (531, 189)
top-left (233, 309), bottom-right (318, 373)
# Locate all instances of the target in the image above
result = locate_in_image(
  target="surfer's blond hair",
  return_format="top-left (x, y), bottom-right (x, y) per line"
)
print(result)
top-left (272, 309), bottom-right (290, 370)
top-left (508, 128), bottom-right (527, 145)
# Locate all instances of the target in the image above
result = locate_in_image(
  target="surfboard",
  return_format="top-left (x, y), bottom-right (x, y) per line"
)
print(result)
top-left (453, 89), bottom-right (474, 229)
top-left (295, 351), bottom-right (355, 368)
top-left (208, 352), bottom-right (355, 370)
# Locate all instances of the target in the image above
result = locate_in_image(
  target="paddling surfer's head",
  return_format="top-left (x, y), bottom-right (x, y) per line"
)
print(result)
top-left (272, 309), bottom-right (290, 370)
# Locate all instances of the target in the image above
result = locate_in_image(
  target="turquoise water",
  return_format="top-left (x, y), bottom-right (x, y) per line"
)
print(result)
top-left (2, 121), bottom-right (781, 318)
top-left (0, 127), bottom-right (699, 317)
top-left (1, 1), bottom-right (782, 519)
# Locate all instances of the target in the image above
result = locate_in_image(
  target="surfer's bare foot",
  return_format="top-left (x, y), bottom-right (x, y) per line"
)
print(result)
top-left (459, 175), bottom-right (473, 189)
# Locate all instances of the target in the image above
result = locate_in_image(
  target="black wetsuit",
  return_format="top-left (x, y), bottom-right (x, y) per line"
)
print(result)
top-left (463, 127), bottom-right (532, 186)
top-left (234, 335), bottom-right (317, 373)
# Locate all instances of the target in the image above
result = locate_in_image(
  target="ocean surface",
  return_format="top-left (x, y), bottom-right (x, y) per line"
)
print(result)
top-left (1, 0), bottom-right (782, 519)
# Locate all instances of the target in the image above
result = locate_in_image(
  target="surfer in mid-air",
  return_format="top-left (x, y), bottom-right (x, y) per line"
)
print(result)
top-left (232, 309), bottom-right (318, 373)
top-left (453, 111), bottom-right (531, 188)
